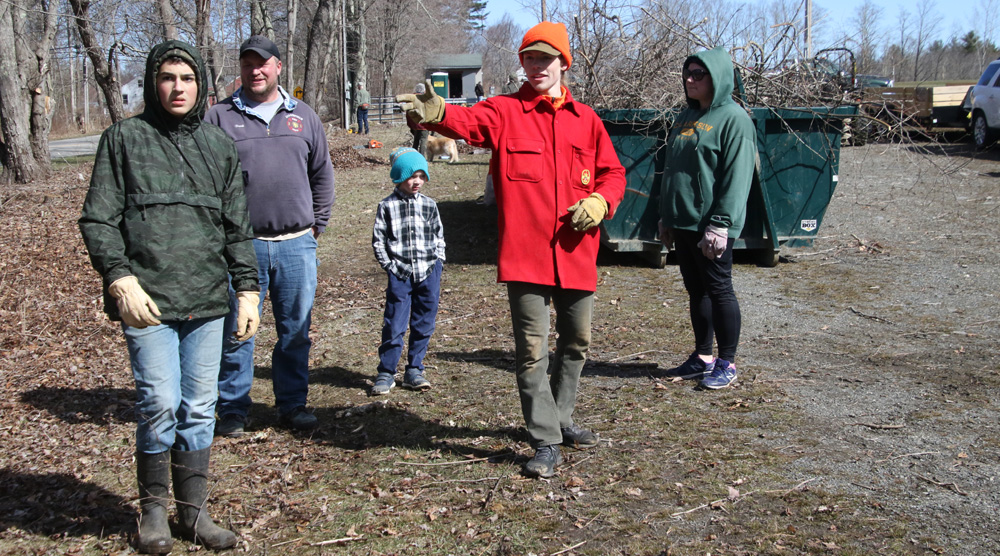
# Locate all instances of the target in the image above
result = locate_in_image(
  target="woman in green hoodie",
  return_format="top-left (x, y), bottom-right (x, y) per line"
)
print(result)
top-left (658, 47), bottom-right (755, 390)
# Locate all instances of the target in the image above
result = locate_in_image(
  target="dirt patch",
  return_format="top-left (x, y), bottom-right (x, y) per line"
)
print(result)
top-left (2, 130), bottom-right (999, 555)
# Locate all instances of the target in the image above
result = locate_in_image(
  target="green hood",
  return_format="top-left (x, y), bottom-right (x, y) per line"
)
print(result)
top-left (683, 47), bottom-right (735, 110)
top-left (142, 40), bottom-right (209, 132)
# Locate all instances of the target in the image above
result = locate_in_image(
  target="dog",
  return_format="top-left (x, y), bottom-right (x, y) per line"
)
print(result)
top-left (425, 135), bottom-right (460, 163)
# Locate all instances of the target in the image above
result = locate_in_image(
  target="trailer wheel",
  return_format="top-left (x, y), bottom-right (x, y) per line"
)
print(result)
top-left (757, 248), bottom-right (780, 267)
top-left (973, 112), bottom-right (995, 150)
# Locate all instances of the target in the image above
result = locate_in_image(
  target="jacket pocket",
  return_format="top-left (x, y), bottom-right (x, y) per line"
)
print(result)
top-left (505, 138), bottom-right (544, 182)
top-left (570, 146), bottom-right (596, 192)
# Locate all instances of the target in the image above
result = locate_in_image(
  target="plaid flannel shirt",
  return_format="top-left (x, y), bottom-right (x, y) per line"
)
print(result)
top-left (373, 189), bottom-right (446, 282)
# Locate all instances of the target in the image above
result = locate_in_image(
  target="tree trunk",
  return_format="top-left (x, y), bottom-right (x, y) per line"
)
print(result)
top-left (25, 0), bottom-right (58, 167)
top-left (286, 0), bottom-right (298, 91)
top-left (158, 0), bottom-right (178, 40)
top-left (347, 0), bottom-right (367, 121)
top-left (0, 2), bottom-right (40, 182)
top-left (68, 0), bottom-right (126, 123)
top-left (303, 0), bottom-right (334, 106)
top-left (251, 0), bottom-right (274, 38)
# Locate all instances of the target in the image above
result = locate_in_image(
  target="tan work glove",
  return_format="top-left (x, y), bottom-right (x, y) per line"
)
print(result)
top-left (566, 192), bottom-right (608, 231)
top-left (108, 276), bottom-right (161, 328)
top-left (396, 79), bottom-right (446, 124)
top-left (234, 291), bottom-right (261, 342)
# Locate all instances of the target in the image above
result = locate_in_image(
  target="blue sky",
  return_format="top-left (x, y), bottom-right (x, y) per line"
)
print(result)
top-left (486, 0), bottom-right (983, 47)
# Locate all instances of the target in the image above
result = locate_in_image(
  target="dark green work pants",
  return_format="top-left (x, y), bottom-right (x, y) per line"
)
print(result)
top-left (507, 282), bottom-right (594, 448)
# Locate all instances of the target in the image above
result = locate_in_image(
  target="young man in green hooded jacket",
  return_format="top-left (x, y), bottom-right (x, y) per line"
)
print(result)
top-left (80, 40), bottom-right (259, 553)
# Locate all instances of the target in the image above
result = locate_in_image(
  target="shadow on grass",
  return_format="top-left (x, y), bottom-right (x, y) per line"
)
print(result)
top-left (20, 387), bottom-right (136, 425)
top-left (436, 348), bottom-right (659, 378)
top-left (0, 469), bottom-right (134, 538)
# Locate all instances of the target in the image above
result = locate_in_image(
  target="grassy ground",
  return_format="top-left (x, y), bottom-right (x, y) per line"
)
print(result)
top-left (4, 124), bottom-right (994, 555)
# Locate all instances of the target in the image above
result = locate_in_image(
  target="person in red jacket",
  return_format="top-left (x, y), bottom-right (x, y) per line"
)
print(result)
top-left (398, 21), bottom-right (626, 478)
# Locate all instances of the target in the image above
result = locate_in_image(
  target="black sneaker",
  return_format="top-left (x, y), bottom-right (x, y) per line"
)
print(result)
top-left (561, 424), bottom-right (599, 450)
top-left (662, 353), bottom-right (715, 380)
top-left (523, 445), bottom-right (562, 478)
top-left (278, 406), bottom-right (319, 431)
top-left (215, 414), bottom-right (249, 437)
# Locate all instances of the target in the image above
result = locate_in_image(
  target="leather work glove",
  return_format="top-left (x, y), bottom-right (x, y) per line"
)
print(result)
top-left (108, 276), bottom-right (161, 328)
top-left (697, 225), bottom-right (729, 259)
top-left (234, 291), bottom-right (261, 342)
top-left (657, 219), bottom-right (673, 249)
top-left (566, 192), bottom-right (608, 232)
top-left (396, 79), bottom-right (446, 124)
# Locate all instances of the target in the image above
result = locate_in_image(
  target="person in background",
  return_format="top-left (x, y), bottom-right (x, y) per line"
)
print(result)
top-left (475, 81), bottom-right (485, 102)
top-left (79, 40), bottom-right (258, 553)
top-left (502, 73), bottom-right (520, 94)
top-left (407, 83), bottom-right (429, 157)
top-left (398, 21), bottom-right (626, 479)
top-left (356, 81), bottom-right (371, 134)
top-left (370, 148), bottom-right (446, 395)
top-left (657, 47), bottom-right (755, 390)
top-left (207, 35), bottom-right (336, 435)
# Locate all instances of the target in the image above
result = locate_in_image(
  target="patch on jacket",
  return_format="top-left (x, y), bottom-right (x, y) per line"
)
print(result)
top-left (286, 114), bottom-right (304, 133)
top-left (581, 169), bottom-right (591, 185)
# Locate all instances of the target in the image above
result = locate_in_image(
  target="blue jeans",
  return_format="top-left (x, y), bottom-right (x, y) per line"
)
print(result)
top-left (218, 233), bottom-right (317, 417)
top-left (507, 283), bottom-right (593, 447)
top-left (124, 317), bottom-right (224, 454)
top-left (357, 107), bottom-right (369, 134)
top-left (378, 260), bottom-right (442, 375)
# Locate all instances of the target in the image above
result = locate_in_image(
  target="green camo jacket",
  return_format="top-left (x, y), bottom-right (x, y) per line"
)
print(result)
top-left (79, 40), bottom-right (259, 322)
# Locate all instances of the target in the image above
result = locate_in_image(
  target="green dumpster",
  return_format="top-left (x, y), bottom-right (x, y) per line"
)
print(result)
top-left (598, 104), bottom-right (857, 267)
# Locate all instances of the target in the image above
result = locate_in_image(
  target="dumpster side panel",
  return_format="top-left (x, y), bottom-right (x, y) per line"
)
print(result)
top-left (600, 118), bottom-right (667, 253)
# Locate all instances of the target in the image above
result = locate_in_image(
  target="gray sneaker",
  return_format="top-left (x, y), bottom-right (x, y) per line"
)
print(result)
top-left (371, 372), bottom-right (396, 395)
top-left (402, 369), bottom-right (432, 391)
top-left (523, 445), bottom-right (563, 478)
top-left (561, 424), bottom-right (599, 450)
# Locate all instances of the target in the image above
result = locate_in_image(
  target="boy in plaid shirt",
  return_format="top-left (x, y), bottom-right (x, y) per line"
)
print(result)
top-left (371, 148), bottom-right (446, 395)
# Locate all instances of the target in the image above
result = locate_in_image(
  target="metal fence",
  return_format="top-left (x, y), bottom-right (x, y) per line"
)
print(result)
top-left (358, 96), bottom-right (472, 128)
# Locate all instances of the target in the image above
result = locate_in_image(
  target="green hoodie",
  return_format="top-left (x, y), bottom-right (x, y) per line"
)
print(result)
top-left (80, 40), bottom-right (259, 321)
top-left (659, 47), bottom-right (756, 237)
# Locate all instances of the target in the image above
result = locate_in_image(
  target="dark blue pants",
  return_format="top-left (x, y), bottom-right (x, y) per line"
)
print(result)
top-left (357, 107), bottom-right (369, 134)
top-left (377, 260), bottom-right (442, 374)
top-left (673, 229), bottom-right (741, 362)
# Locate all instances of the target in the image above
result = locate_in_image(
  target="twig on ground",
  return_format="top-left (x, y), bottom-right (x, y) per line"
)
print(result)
top-left (419, 476), bottom-right (502, 487)
top-left (482, 476), bottom-right (503, 509)
top-left (607, 349), bottom-right (664, 363)
top-left (550, 540), bottom-right (587, 555)
top-left (397, 451), bottom-right (511, 466)
top-left (310, 535), bottom-right (364, 546)
top-left (270, 537), bottom-right (305, 547)
top-left (915, 474), bottom-right (968, 496)
top-left (852, 422), bottom-right (905, 430)
top-left (849, 306), bottom-right (894, 324)
top-left (875, 451), bottom-right (939, 463)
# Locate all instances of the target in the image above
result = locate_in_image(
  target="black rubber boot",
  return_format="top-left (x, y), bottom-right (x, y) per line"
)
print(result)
top-left (171, 448), bottom-right (237, 550)
top-left (135, 451), bottom-right (174, 554)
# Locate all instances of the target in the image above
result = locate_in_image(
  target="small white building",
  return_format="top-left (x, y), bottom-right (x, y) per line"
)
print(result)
top-left (121, 76), bottom-right (145, 114)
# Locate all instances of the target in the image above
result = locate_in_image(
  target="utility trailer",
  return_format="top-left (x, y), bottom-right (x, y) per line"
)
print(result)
top-left (867, 82), bottom-right (974, 134)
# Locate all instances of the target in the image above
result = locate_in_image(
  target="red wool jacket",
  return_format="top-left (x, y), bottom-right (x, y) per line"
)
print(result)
top-left (427, 85), bottom-right (625, 291)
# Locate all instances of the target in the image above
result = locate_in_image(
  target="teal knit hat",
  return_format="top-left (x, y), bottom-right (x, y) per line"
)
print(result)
top-left (390, 147), bottom-right (429, 184)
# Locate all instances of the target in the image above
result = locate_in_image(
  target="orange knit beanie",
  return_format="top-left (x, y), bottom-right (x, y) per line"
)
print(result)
top-left (518, 21), bottom-right (572, 69)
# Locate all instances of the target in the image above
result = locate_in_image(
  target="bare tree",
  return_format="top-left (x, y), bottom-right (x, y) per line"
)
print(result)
top-left (474, 14), bottom-right (523, 92)
top-left (913, 0), bottom-right (942, 81)
top-left (303, 0), bottom-right (337, 106)
top-left (0, 0), bottom-right (41, 182)
top-left (159, 0), bottom-right (178, 39)
top-left (68, 0), bottom-right (126, 123)
top-left (847, 0), bottom-right (884, 73)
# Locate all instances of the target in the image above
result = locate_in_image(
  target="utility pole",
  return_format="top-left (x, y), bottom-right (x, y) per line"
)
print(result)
top-left (804, 0), bottom-right (813, 59)
top-left (541, 0), bottom-right (546, 22)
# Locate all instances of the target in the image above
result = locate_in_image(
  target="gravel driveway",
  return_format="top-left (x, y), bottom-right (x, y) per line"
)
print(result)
top-left (733, 140), bottom-right (1000, 553)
